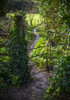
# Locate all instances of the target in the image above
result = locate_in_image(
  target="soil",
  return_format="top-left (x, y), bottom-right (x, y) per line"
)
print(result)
top-left (8, 27), bottom-right (49, 100)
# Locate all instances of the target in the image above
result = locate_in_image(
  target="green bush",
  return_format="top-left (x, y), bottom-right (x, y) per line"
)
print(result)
top-left (0, 77), bottom-right (7, 90)
top-left (45, 56), bottom-right (70, 99)
top-left (0, 64), bottom-right (11, 83)
top-left (0, 64), bottom-right (9, 100)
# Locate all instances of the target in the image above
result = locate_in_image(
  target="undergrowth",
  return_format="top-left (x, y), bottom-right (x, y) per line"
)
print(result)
top-left (44, 56), bottom-right (70, 100)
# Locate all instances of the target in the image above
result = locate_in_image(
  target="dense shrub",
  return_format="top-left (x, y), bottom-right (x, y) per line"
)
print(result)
top-left (38, 0), bottom-right (70, 99)
top-left (44, 56), bottom-right (70, 100)
top-left (0, 64), bottom-right (9, 100)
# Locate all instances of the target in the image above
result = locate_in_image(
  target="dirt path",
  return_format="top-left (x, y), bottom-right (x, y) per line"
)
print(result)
top-left (8, 27), bottom-right (49, 100)
top-left (28, 27), bottom-right (39, 56)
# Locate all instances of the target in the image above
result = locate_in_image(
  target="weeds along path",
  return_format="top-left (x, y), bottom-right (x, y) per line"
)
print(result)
top-left (8, 26), bottom-right (49, 100)
top-left (28, 26), bottom-right (49, 100)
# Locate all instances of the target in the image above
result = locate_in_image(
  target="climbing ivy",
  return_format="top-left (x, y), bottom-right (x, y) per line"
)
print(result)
top-left (44, 56), bottom-right (70, 100)
top-left (38, 0), bottom-right (70, 99)
top-left (8, 13), bottom-right (31, 84)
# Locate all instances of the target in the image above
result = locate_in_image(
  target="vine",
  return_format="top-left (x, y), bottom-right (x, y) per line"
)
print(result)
top-left (38, 0), bottom-right (70, 99)
top-left (8, 13), bottom-right (31, 84)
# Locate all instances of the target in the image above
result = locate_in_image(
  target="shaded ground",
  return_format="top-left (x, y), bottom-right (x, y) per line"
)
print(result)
top-left (8, 67), bottom-right (49, 100)
top-left (8, 27), bottom-right (49, 100)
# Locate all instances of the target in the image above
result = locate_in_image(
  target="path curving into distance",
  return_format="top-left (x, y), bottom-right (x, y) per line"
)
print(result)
top-left (29, 27), bottom-right (39, 56)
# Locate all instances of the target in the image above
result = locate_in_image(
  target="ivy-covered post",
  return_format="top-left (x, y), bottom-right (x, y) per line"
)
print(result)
top-left (8, 14), bottom-right (30, 84)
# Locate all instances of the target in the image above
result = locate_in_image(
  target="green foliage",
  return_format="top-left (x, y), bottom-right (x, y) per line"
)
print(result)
top-left (26, 14), bottom-right (44, 27)
top-left (38, 0), bottom-right (70, 99)
top-left (0, 17), bottom-right (10, 63)
top-left (11, 75), bottom-right (22, 86)
top-left (30, 25), bottom-right (47, 67)
top-left (59, 0), bottom-right (70, 27)
top-left (8, 14), bottom-right (30, 83)
top-left (0, 64), bottom-right (11, 88)
top-left (25, 14), bottom-right (44, 49)
top-left (45, 56), bottom-right (70, 99)
top-left (52, 56), bottom-right (70, 93)
top-left (0, 17), bottom-right (10, 99)
top-left (0, 77), bottom-right (7, 90)
top-left (0, 64), bottom-right (9, 100)
top-left (31, 37), bottom-right (47, 65)
top-left (0, 66), bottom-right (11, 83)
top-left (30, 24), bottom-right (70, 68)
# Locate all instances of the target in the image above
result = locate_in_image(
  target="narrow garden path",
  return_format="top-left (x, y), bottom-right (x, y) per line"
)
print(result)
top-left (28, 27), bottom-right (39, 56)
top-left (8, 26), bottom-right (49, 100)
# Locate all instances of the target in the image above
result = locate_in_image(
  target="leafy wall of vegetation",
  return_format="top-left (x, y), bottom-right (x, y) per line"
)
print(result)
top-left (38, 0), bottom-right (70, 99)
